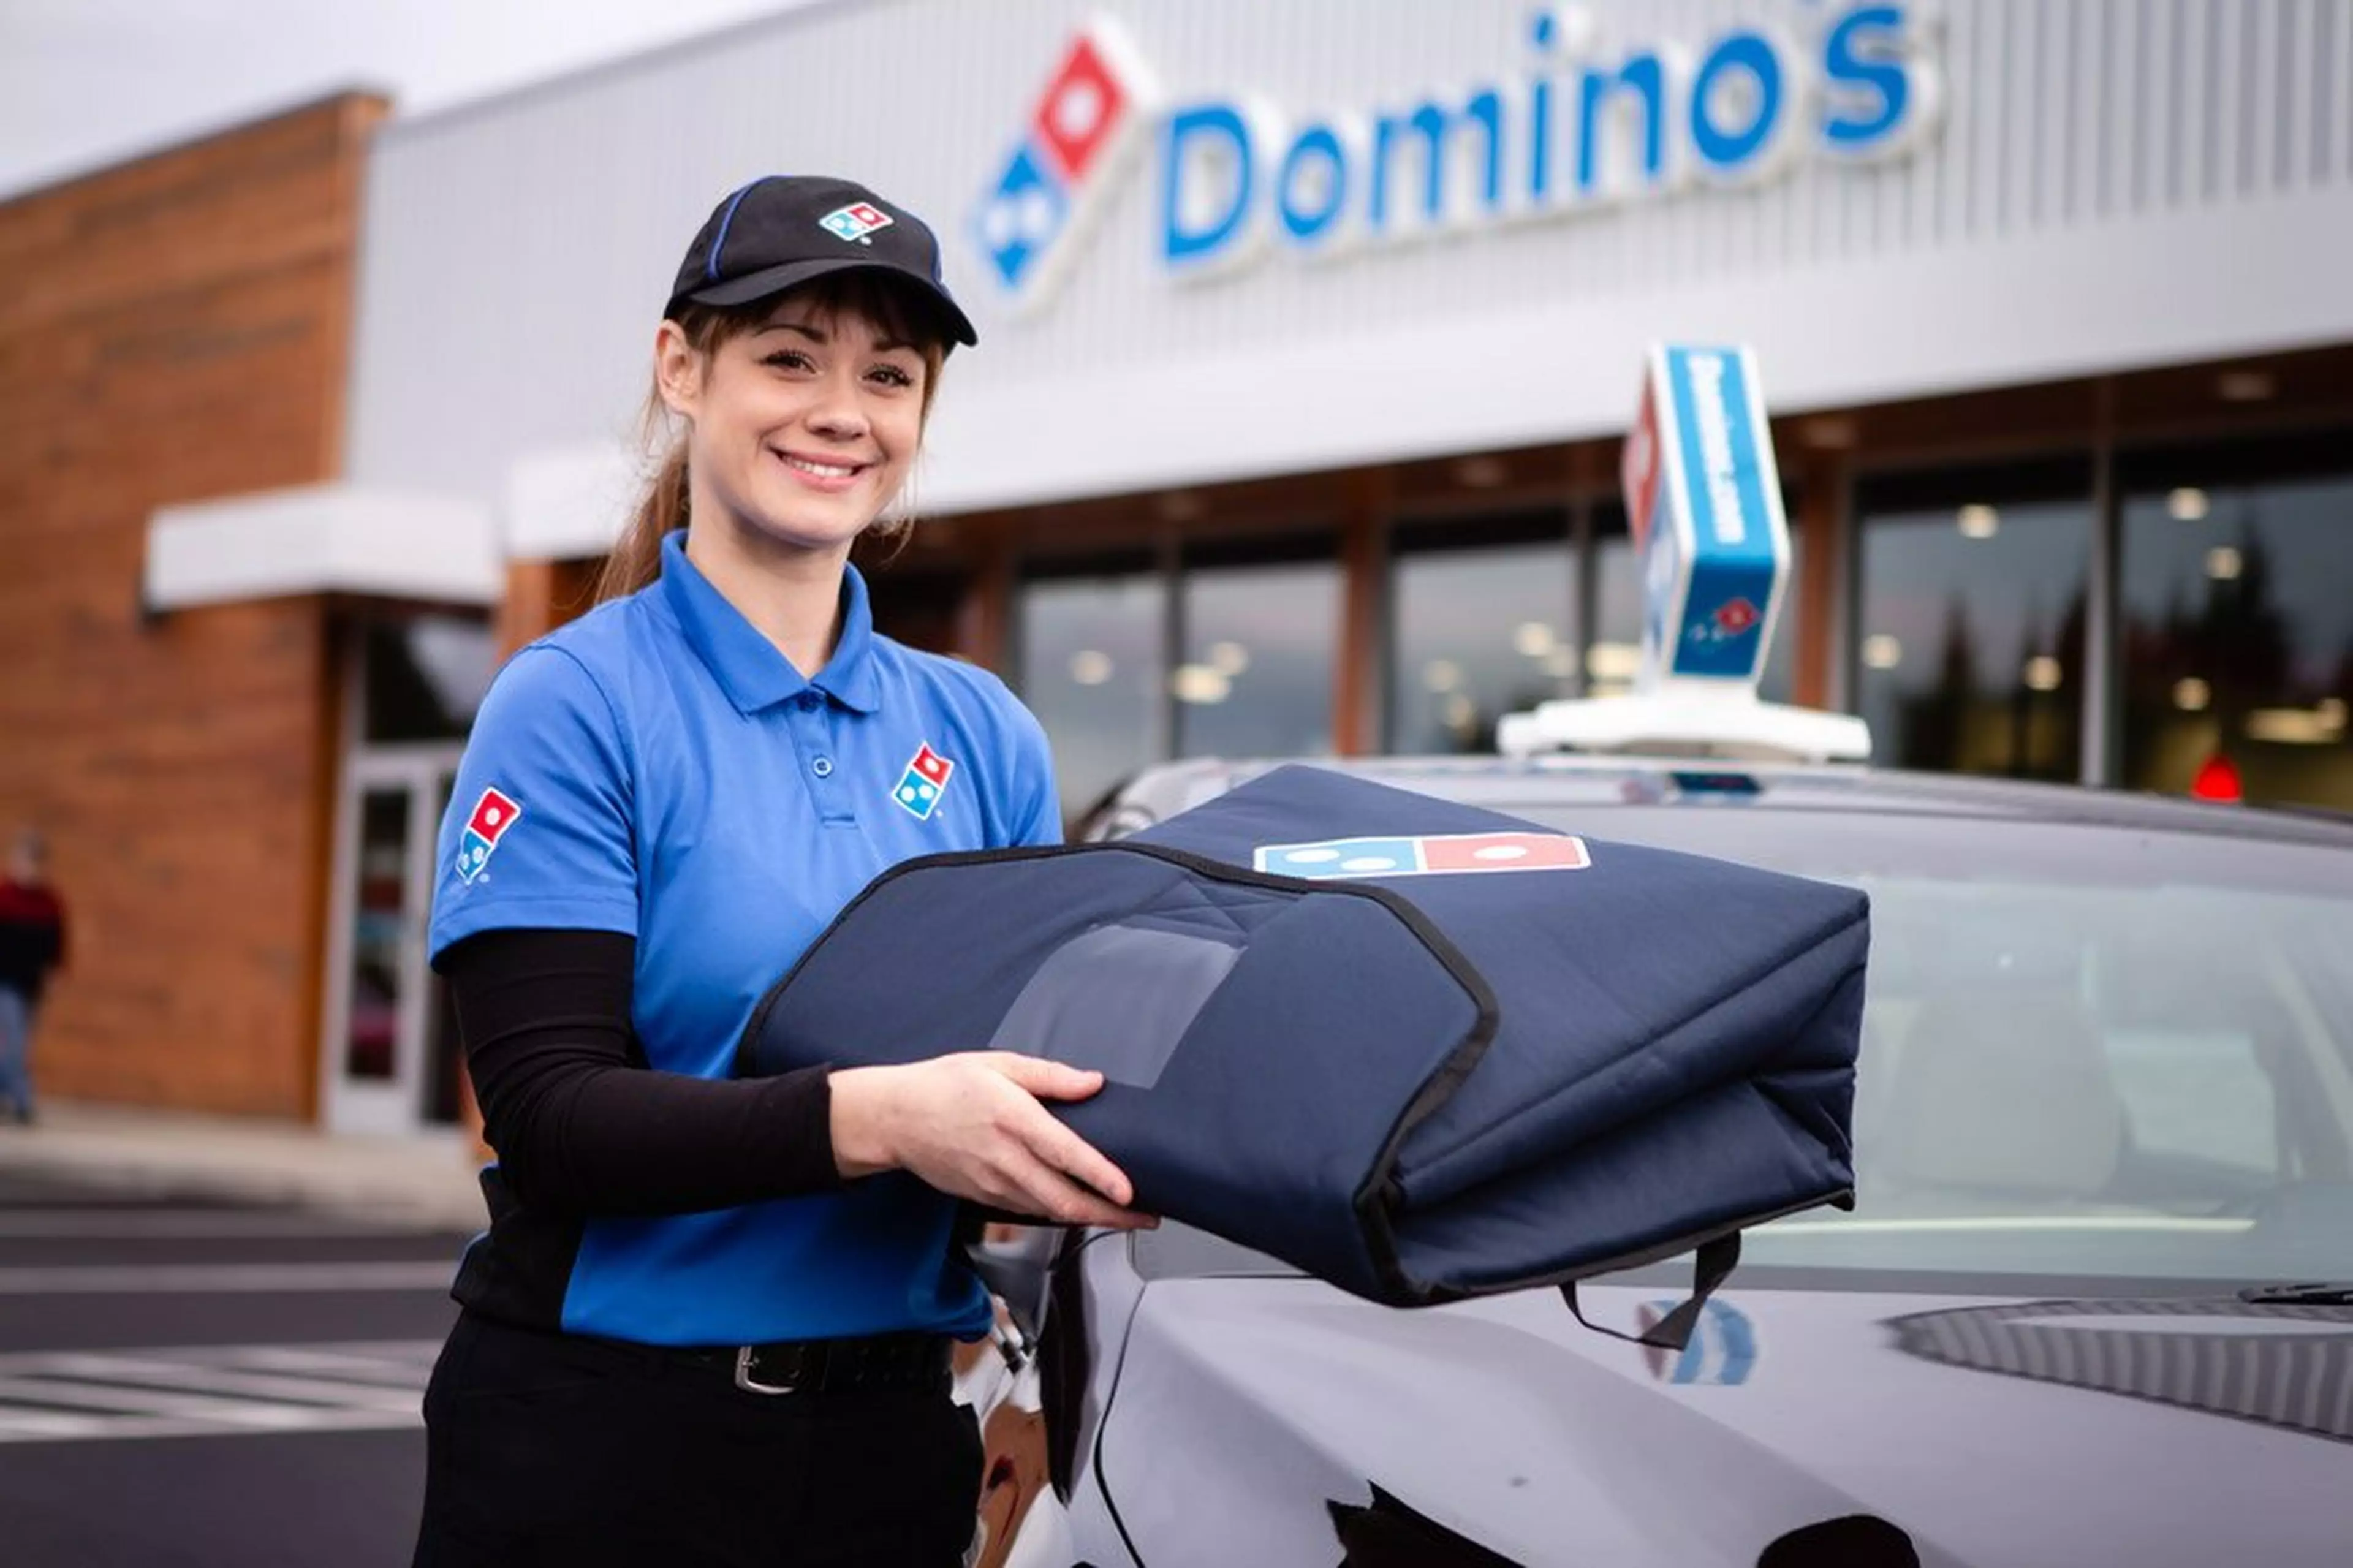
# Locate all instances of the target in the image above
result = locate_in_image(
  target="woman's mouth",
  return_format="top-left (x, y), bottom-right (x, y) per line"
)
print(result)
top-left (773, 450), bottom-right (869, 493)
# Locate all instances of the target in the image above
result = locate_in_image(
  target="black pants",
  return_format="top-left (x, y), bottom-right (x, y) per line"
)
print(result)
top-left (412, 1312), bottom-right (983, 1567)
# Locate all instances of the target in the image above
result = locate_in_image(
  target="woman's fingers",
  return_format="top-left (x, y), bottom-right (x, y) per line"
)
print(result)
top-left (993, 1149), bottom-right (1155, 1230)
top-left (982, 1053), bottom-right (1107, 1104)
top-left (887, 1052), bottom-right (1157, 1227)
top-left (976, 1055), bottom-right (1140, 1210)
top-left (1014, 1103), bottom-right (1137, 1210)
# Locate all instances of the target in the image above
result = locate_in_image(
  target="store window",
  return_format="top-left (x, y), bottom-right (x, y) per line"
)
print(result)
top-left (1853, 460), bottom-right (2091, 781)
top-left (362, 615), bottom-right (496, 743)
top-left (1387, 511), bottom-right (1574, 753)
top-left (1176, 540), bottom-right (1341, 760)
top-left (1592, 501), bottom-right (1801, 703)
top-left (1017, 556), bottom-right (1167, 822)
top-left (2119, 436), bottom-right (2353, 809)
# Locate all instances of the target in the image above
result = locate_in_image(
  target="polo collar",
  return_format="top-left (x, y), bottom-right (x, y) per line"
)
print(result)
top-left (656, 531), bottom-right (882, 715)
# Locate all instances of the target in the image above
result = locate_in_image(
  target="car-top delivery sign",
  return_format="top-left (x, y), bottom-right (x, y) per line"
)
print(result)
top-left (974, 3), bottom-right (1942, 310)
top-left (1624, 343), bottom-right (1789, 688)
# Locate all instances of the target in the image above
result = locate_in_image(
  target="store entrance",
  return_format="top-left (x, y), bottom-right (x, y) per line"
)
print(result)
top-left (320, 746), bottom-right (467, 1137)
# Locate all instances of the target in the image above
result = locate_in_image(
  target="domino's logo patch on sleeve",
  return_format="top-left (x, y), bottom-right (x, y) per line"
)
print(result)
top-left (455, 787), bottom-right (522, 884)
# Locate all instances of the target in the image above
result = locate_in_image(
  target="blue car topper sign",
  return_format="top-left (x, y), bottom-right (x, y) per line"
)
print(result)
top-left (1622, 344), bottom-right (1790, 689)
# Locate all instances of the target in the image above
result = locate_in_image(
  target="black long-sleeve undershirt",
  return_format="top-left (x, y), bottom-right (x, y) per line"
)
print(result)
top-left (437, 928), bottom-right (842, 1216)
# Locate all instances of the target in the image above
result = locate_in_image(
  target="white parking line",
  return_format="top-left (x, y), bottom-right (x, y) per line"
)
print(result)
top-left (0, 1340), bottom-right (438, 1445)
top-left (0, 1261), bottom-right (456, 1294)
top-left (26, 1355), bottom-right (424, 1411)
top-left (0, 1209), bottom-right (446, 1240)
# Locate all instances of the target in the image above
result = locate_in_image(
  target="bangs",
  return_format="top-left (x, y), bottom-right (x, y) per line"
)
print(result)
top-left (771, 269), bottom-right (953, 357)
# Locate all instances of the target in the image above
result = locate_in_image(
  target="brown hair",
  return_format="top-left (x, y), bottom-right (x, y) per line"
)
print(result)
top-left (596, 270), bottom-right (952, 603)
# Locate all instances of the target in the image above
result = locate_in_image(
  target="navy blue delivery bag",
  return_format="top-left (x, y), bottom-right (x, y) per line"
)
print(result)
top-left (738, 766), bottom-right (1866, 1343)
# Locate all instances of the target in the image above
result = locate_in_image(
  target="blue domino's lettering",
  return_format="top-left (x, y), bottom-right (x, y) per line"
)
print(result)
top-left (1161, 104), bottom-right (1256, 268)
top-left (1577, 53), bottom-right (1670, 195)
top-left (1823, 5), bottom-right (1917, 151)
top-left (1370, 91), bottom-right (1506, 233)
top-left (1152, 3), bottom-right (1930, 276)
top-left (1688, 32), bottom-right (1794, 176)
top-left (1276, 122), bottom-right (1352, 243)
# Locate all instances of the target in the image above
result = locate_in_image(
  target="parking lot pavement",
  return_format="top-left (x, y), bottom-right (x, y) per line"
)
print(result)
top-left (0, 1170), bottom-right (466, 1567)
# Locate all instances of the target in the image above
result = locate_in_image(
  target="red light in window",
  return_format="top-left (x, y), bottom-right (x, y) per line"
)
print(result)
top-left (2190, 752), bottom-right (2242, 804)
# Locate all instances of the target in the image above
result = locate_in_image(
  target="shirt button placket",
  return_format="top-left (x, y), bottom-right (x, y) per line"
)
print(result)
top-left (792, 690), bottom-right (854, 825)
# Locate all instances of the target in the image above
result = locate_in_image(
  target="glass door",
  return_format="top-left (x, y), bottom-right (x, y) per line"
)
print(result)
top-left (321, 747), bottom-right (465, 1135)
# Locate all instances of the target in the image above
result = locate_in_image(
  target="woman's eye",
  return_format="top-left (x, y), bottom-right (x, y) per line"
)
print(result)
top-left (763, 350), bottom-right (814, 373)
top-left (866, 364), bottom-right (915, 390)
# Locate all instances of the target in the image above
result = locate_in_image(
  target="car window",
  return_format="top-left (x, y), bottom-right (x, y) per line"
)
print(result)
top-left (1129, 797), bottom-right (2353, 1287)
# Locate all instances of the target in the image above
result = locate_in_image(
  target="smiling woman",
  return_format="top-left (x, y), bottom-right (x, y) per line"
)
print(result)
top-left (409, 175), bottom-right (1150, 1568)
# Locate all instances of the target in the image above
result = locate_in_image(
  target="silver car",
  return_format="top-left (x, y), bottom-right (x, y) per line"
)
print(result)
top-left (963, 756), bottom-right (2353, 1568)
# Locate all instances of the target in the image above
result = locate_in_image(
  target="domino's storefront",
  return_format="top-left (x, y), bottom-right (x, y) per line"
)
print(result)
top-left (154, 0), bottom-right (2351, 1129)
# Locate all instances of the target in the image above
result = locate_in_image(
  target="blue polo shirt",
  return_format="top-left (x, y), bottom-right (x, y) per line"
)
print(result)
top-left (429, 529), bottom-right (1058, 1347)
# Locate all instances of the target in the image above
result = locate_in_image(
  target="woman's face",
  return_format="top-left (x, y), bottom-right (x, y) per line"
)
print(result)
top-left (659, 292), bottom-right (930, 557)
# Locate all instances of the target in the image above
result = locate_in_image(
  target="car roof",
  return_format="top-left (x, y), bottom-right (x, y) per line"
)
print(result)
top-left (1104, 754), bottom-right (2353, 852)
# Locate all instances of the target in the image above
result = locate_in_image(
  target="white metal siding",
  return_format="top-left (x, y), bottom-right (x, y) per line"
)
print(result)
top-left (346, 0), bottom-right (2353, 526)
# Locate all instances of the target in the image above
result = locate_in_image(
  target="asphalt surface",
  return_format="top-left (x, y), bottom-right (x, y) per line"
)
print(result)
top-left (0, 1168), bottom-right (468, 1567)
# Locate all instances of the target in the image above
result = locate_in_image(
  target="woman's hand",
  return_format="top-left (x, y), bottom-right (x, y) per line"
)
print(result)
top-left (828, 1054), bottom-right (1158, 1230)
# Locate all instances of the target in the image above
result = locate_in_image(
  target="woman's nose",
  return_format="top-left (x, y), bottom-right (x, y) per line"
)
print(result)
top-left (805, 373), bottom-right (870, 441)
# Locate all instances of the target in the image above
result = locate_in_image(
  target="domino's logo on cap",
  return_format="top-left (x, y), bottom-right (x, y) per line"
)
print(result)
top-left (819, 202), bottom-right (895, 244)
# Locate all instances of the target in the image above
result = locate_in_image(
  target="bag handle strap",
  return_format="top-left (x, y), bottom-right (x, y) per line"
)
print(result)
top-left (1560, 1232), bottom-right (1741, 1354)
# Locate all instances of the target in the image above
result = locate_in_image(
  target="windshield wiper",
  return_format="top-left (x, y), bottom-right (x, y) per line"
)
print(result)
top-left (2237, 1282), bottom-right (2353, 1306)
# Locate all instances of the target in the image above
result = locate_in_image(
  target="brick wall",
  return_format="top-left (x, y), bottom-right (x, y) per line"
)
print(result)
top-left (0, 96), bottom-right (386, 1116)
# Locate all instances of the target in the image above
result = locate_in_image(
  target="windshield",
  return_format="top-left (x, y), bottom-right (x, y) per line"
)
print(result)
top-left (1139, 799), bottom-right (2353, 1286)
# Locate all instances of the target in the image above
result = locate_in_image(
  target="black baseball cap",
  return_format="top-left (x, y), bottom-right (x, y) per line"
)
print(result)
top-left (665, 175), bottom-right (978, 347)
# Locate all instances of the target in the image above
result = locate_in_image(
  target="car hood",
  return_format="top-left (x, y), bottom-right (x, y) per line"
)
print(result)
top-left (1097, 1276), bottom-right (2353, 1567)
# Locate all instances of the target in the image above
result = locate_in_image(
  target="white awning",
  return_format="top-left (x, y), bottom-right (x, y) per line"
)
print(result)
top-left (144, 485), bottom-right (502, 612)
top-left (505, 445), bottom-right (644, 564)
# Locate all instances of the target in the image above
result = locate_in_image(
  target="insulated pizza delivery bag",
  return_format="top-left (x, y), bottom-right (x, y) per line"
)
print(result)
top-left (735, 765), bottom-right (1866, 1342)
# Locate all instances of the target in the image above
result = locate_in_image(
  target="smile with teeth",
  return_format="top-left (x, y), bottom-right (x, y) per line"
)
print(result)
top-left (776, 452), bottom-right (866, 480)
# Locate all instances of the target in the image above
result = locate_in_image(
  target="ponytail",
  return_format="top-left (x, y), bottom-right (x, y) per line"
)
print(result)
top-left (595, 426), bottom-right (690, 604)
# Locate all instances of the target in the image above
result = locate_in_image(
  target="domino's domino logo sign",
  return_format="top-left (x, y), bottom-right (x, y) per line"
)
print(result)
top-left (973, 9), bottom-right (1937, 310)
top-left (1627, 343), bottom-right (1789, 687)
top-left (1255, 831), bottom-right (1590, 881)
top-left (455, 787), bottom-right (521, 884)
top-left (972, 18), bottom-right (1161, 311)
top-left (892, 743), bottom-right (957, 821)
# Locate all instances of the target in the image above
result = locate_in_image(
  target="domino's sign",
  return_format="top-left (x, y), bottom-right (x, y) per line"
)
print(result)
top-left (974, 4), bottom-right (1941, 309)
top-left (1624, 343), bottom-right (1788, 687)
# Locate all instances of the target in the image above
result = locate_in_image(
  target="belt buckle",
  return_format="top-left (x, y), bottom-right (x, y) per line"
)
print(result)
top-left (733, 1343), bottom-right (807, 1396)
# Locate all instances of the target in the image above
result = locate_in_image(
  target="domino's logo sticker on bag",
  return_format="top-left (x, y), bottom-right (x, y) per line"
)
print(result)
top-left (892, 744), bottom-right (956, 821)
top-left (1254, 831), bottom-right (1590, 881)
top-left (455, 787), bottom-right (522, 884)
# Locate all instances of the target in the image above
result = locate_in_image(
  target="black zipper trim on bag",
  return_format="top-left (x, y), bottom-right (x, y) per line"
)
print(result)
top-left (730, 837), bottom-right (1502, 1301)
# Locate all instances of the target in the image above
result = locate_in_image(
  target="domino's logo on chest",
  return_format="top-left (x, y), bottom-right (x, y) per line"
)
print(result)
top-left (890, 743), bottom-right (956, 821)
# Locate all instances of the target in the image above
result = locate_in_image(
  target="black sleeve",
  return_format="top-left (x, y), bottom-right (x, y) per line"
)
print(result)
top-left (438, 927), bottom-right (845, 1216)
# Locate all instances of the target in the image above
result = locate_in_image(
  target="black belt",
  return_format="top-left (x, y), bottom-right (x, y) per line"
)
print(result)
top-left (536, 1320), bottom-right (955, 1398)
top-left (713, 1331), bottom-right (954, 1397)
